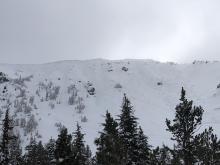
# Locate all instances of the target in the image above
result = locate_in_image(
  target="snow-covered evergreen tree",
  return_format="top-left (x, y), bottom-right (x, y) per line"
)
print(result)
top-left (72, 123), bottom-right (91, 165)
top-left (95, 111), bottom-right (123, 165)
top-left (118, 94), bottom-right (140, 165)
top-left (136, 126), bottom-right (151, 165)
top-left (195, 127), bottom-right (220, 164)
top-left (8, 132), bottom-right (23, 165)
top-left (0, 107), bottom-right (15, 165)
top-left (24, 138), bottom-right (49, 165)
top-left (24, 137), bottom-right (38, 164)
top-left (166, 87), bottom-right (204, 165)
top-left (55, 127), bottom-right (72, 164)
top-left (45, 137), bottom-right (56, 164)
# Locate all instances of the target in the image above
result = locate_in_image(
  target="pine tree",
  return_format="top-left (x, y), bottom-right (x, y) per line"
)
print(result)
top-left (194, 127), bottom-right (220, 164)
top-left (55, 127), bottom-right (72, 164)
top-left (166, 87), bottom-right (204, 165)
top-left (158, 145), bottom-right (172, 165)
top-left (170, 145), bottom-right (181, 165)
top-left (37, 141), bottom-right (50, 165)
top-left (136, 126), bottom-right (151, 165)
top-left (45, 137), bottom-right (56, 164)
top-left (0, 107), bottom-right (23, 165)
top-left (84, 145), bottom-right (92, 165)
top-left (24, 137), bottom-right (38, 165)
top-left (150, 146), bottom-right (173, 165)
top-left (150, 147), bottom-right (160, 165)
top-left (9, 132), bottom-right (23, 165)
top-left (72, 123), bottom-right (91, 165)
top-left (118, 94), bottom-right (139, 165)
top-left (24, 138), bottom-right (49, 165)
top-left (0, 107), bottom-right (16, 165)
top-left (95, 111), bottom-right (123, 165)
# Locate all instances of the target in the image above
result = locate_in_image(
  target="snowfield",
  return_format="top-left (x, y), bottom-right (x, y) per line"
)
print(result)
top-left (0, 59), bottom-right (219, 152)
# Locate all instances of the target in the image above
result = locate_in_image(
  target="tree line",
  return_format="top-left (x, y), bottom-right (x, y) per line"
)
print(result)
top-left (0, 87), bottom-right (220, 164)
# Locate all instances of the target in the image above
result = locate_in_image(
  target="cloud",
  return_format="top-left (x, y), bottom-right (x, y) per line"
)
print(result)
top-left (0, 0), bottom-right (219, 63)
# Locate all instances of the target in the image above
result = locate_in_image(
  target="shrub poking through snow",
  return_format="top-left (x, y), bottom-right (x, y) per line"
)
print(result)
top-left (81, 116), bottom-right (88, 122)
top-left (29, 96), bottom-right (34, 105)
top-left (157, 82), bottom-right (163, 86)
top-left (122, 66), bottom-right (128, 72)
top-left (0, 72), bottom-right (9, 83)
top-left (87, 87), bottom-right (95, 95)
top-left (114, 83), bottom-right (122, 89)
top-left (86, 82), bottom-right (96, 95)
top-left (49, 102), bottom-right (55, 109)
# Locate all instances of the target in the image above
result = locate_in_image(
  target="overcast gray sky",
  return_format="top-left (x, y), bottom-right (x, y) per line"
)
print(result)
top-left (0, 0), bottom-right (220, 64)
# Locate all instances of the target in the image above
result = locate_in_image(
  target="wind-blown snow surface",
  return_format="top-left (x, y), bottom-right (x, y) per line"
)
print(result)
top-left (0, 59), bottom-right (220, 151)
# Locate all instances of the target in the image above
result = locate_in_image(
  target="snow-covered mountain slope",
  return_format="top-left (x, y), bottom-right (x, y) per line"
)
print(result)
top-left (0, 59), bottom-right (220, 151)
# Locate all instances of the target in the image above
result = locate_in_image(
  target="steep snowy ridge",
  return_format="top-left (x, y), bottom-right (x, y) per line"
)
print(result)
top-left (0, 59), bottom-right (219, 151)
